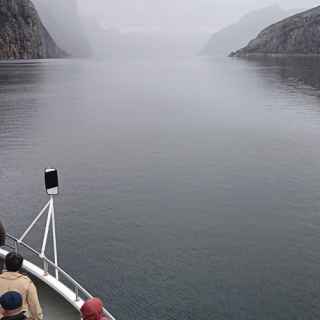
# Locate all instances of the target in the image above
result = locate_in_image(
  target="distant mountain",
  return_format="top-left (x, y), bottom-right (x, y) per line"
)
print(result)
top-left (0, 0), bottom-right (66, 59)
top-left (203, 5), bottom-right (299, 56)
top-left (32, 0), bottom-right (91, 57)
top-left (82, 20), bottom-right (203, 59)
top-left (230, 6), bottom-right (320, 57)
top-left (82, 25), bottom-right (165, 58)
top-left (77, 18), bottom-right (161, 58)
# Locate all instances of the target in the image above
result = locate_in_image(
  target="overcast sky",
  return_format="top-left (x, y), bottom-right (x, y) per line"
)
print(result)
top-left (78, 0), bottom-right (319, 32)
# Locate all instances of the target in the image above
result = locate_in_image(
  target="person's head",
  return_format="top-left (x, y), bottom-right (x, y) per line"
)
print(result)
top-left (81, 298), bottom-right (105, 320)
top-left (0, 291), bottom-right (23, 316)
top-left (5, 252), bottom-right (23, 272)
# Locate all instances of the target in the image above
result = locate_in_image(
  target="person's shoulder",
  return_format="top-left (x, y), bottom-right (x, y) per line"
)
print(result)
top-left (18, 272), bottom-right (33, 283)
top-left (0, 271), bottom-right (28, 279)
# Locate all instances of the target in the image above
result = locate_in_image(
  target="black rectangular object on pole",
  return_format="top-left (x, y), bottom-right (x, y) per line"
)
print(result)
top-left (45, 169), bottom-right (59, 190)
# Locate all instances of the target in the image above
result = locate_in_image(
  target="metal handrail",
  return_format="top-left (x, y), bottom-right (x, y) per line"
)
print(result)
top-left (5, 234), bottom-right (93, 300)
top-left (4, 233), bottom-right (116, 320)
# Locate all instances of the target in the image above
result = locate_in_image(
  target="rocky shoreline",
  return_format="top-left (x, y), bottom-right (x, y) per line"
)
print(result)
top-left (230, 53), bottom-right (320, 58)
top-left (230, 6), bottom-right (320, 57)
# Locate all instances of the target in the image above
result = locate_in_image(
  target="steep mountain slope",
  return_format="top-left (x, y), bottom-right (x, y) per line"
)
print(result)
top-left (0, 0), bottom-right (66, 59)
top-left (231, 6), bottom-right (320, 56)
top-left (203, 5), bottom-right (298, 56)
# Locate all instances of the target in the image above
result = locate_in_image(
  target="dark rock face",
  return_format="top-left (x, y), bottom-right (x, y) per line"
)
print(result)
top-left (231, 6), bottom-right (320, 57)
top-left (0, 0), bottom-right (66, 59)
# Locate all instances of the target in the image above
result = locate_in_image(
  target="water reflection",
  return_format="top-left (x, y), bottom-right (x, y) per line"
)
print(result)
top-left (241, 56), bottom-right (320, 95)
top-left (0, 61), bottom-right (48, 151)
top-left (0, 61), bottom-right (46, 86)
top-left (2, 57), bottom-right (320, 320)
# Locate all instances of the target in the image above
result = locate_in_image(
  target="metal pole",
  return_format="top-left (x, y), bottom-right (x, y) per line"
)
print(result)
top-left (43, 259), bottom-right (48, 276)
top-left (51, 196), bottom-right (59, 280)
top-left (19, 200), bottom-right (51, 243)
top-left (40, 198), bottom-right (53, 257)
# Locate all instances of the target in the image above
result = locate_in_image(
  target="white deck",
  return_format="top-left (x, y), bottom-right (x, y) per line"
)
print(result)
top-left (0, 248), bottom-right (82, 319)
top-left (32, 276), bottom-right (80, 320)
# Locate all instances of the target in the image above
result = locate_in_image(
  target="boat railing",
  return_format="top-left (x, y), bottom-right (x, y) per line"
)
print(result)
top-left (4, 233), bottom-right (116, 320)
top-left (4, 233), bottom-right (93, 303)
top-left (1, 170), bottom-right (116, 320)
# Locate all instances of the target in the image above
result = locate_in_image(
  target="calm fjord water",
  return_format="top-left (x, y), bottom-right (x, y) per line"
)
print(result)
top-left (1, 56), bottom-right (320, 319)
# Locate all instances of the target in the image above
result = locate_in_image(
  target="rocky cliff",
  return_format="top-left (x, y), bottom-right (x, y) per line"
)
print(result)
top-left (230, 6), bottom-right (320, 57)
top-left (203, 5), bottom-right (296, 56)
top-left (0, 0), bottom-right (66, 59)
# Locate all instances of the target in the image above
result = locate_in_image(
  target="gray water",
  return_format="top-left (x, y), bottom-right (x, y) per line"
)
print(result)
top-left (1, 55), bottom-right (320, 320)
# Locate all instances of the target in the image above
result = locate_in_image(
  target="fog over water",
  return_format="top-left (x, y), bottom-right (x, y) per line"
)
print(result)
top-left (32, 0), bottom-right (320, 58)
top-left (77, 0), bottom-right (320, 32)
top-left (2, 1), bottom-right (320, 320)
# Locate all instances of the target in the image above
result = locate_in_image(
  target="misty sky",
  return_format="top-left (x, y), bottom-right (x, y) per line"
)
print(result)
top-left (78, 0), bottom-right (320, 33)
